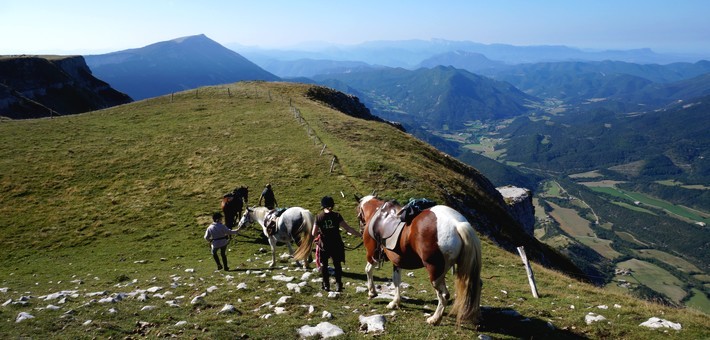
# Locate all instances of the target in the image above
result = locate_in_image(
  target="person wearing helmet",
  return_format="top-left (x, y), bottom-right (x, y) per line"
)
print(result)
top-left (312, 196), bottom-right (362, 292)
top-left (259, 183), bottom-right (278, 210)
top-left (204, 212), bottom-right (240, 271)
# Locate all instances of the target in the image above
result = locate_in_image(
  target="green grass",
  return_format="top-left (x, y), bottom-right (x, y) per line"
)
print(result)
top-left (1, 82), bottom-right (708, 338)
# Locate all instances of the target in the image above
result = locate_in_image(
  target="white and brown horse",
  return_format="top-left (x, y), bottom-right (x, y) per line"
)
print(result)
top-left (237, 206), bottom-right (314, 268)
top-left (356, 195), bottom-right (482, 326)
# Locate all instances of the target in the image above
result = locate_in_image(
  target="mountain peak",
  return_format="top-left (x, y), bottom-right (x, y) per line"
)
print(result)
top-left (170, 34), bottom-right (211, 44)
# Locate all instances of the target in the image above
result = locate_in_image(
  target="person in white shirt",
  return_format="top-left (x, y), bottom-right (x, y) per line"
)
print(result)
top-left (204, 212), bottom-right (239, 271)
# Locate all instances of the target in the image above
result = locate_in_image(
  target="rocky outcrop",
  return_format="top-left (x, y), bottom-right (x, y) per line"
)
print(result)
top-left (497, 185), bottom-right (535, 236)
top-left (0, 55), bottom-right (131, 119)
top-left (305, 86), bottom-right (405, 131)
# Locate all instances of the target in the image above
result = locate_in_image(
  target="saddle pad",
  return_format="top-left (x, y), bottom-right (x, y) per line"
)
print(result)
top-left (384, 222), bottom-right (405, 250)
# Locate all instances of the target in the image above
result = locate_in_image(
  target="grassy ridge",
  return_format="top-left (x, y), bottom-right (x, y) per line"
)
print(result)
top-left (1, 82), bottom-right (708, 338)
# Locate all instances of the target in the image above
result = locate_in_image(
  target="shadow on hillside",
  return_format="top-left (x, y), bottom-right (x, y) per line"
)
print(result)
top-left (475, 306), bottom-right (587, 339)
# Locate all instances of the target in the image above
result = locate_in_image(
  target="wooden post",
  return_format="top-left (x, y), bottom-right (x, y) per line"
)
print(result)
top-left (517, 246), bottom-right (539, 298)
top-left (171, 93), bottom-right (174, 103)
top-left (320, 144), bottom-right (327, 156)
top-left (330, 156), bottom-right (337, 173)
top-left (228, 88), bottom-right (231, 97)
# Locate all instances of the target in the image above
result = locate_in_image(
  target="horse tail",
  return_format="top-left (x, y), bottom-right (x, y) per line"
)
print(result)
top-left (293, 210), bottom-right (315, 261)
top-left (449, 221), bottom-right (482, 326)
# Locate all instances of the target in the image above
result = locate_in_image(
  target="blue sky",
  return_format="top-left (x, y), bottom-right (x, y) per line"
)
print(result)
top-left (1, 0), bottom-right (708, 56)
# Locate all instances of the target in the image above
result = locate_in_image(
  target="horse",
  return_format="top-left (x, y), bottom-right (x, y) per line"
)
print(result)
top-left (356, 195), bottom-right (482, 326)
top-left (237, 206), bottom-right (314, 269)
top-left (221, 186), bottom-right (249, 229)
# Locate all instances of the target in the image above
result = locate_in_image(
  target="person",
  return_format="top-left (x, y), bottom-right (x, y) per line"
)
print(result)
top-left (312, 196), bottom-right (362, 292)
top-left (204, 212), bottom-right (239, 271)
top-left (258, 183), bottom-right (278, 210)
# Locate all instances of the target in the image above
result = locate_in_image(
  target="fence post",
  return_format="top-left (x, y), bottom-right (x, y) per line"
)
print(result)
top-left (517, 246), bottom-right (539, 298)
top-left (320, 144), bottom-right (327, 156)
top-left (330, 156), bottom-right (337, 173)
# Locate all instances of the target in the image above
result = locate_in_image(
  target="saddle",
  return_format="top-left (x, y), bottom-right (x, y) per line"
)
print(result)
top-left (264, 208), bottom-right (287, 236)
top-left (367, 201), bottom-right (405, 250)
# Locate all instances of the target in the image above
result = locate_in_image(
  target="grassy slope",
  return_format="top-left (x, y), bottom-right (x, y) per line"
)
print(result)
top-left (0, 82), bottom-right (708, 338)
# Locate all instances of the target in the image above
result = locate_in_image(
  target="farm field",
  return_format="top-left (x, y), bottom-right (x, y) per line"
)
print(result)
top-left (616, 259), bottom-right (687, 304)
top-left (545, 201), bottom-right (620, 259)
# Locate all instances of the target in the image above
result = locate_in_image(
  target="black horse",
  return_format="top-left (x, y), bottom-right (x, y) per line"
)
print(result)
top-left (221, 186), bottom-right (248, 229)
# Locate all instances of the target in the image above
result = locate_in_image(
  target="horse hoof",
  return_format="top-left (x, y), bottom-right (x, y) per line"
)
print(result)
top-left (426, 316), bottom-right (441, 325)
top-left (386, 302), bottom-right (399, 310)
top-left (368, 293), bottom-right (377, 299)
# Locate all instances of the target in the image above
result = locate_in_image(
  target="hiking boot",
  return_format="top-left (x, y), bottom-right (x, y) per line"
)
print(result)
top-left (217, 265), bottom-right (223, 271)
top-left (224, 267), bottom-right (230, 271)
top-left (335, 282), bottom-right (343, 292)
top-left (321, 282), bottom-right (331, 291)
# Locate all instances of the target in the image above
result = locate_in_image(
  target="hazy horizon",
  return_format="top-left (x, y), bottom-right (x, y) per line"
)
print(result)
top-left (1, 0), bottom-right (709, 57)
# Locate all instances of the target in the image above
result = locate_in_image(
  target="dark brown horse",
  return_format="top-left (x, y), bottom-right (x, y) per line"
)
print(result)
top-left (356, 195), bottom-right (482, 326)
top-left (221, 186), bottom-right (248, 229)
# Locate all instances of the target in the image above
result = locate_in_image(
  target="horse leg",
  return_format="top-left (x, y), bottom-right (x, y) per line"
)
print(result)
top-left (427, 274), bottom-right (449, 325)
top-left (268, 236), bottom-right (277, 268)
top-left (365, 262), bottom-right (377, 299)
top-left (387, 266), bottom-right (401, 310)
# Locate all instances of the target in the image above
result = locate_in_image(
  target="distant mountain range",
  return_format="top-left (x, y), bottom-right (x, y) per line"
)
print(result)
top-left (85, 34), bottom-right (279, 100)
top-left (235, 38), bottom-right (707, 72)
top-left (312, 66), bottom-right (537, 129)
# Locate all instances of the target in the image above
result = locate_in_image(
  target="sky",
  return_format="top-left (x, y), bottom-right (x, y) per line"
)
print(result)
top-left (1, 0), bottom-right (709, 56)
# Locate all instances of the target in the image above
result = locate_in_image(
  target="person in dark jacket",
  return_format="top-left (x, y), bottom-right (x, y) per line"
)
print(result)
top-left (258, 183), bottom-right (278, 210)
top-left (312, 196), bottom-right (361, 292)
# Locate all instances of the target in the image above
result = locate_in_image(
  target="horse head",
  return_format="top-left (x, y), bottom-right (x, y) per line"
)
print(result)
top-left (356, 195), bottom-right (381, 231)
top-left (236, 206), bottom-right (255, 230)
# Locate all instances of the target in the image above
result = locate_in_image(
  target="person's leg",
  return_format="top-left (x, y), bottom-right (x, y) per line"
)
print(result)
top-left (319, 251), bottom-right (330, 291)
top-left (220, 246), bottom-right (229, 270)
top-left (211, 247), bottom-right (223, 270)
top-left (334, 261), bottom-right (343, 292)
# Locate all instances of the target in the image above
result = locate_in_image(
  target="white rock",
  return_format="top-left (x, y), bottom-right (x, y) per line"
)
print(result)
top-left (287, 283), bottom-right (301, 293)
top-left (301, 272), bottom-right (312, 281)
top-left (478, 335), bottom-right (493, 340)
top-left (355, 286), bottom-right (368, 294)
top-left (46, 304), bottom-right (61, 310)
top-left (272, 274), bottom-right (294, 282)
top-left (274, 307), bottom-right (287, 314)
top-left (98, 297), bottom-right (116, 303)
top-left (327, 291), bottom-right (339, 298)
top-left (585, 312), bottom-right (607, 325)
top-left (166, 300), bottom-right (180, 307)
top-left (219, 304), bottom-right (237, 314)
top-left (407, 272), bottom-right (414, 277)
top-left (359, 314), bottom-right (386, 333)
top-left (276, 296), bottom-right (291, 305)
top-left (86, 291), bottom-right (107, 297)
top-left (190, 296), bottom-right (204, 305)
top-left (322, 310), bottom-right (333, 319)
top-left (174, 320), bottom-right (188, 327)
top-left (0, 287), bottom-right (8, 293)
top-left (206, 285), bottom-right (219, 293)
top-left (597, 305), bottom-right (608, 309)
top-left (16, 312), bottom-right (34, 323)
top-left (83, 320), bottom-right (92, 326)
top-left (613, 304), bottom-right (622, 309)
top-left (308, 305), bottom-right (315, 314)
top-left (639, 317), bottom-right (681, 330)
top-left (184, 268), bottom-right (195, 273)
top-left (136, 293), bottom-right (148, 302)
top-left (260, 313), bottom-right (272, 319)
top-left (146, 286), bottom-right (163, 293)
top-left (108, 308), bottom-right (118, 314)
top-left (298, 322), bottom-right (344, 338)
top-left (141, 305), bottom-right (156, 311)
